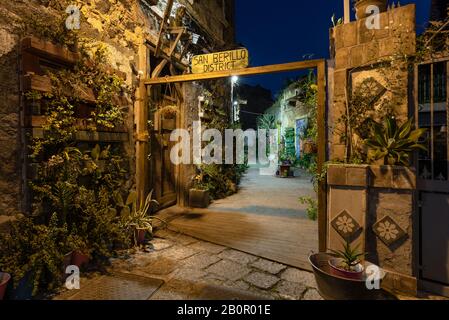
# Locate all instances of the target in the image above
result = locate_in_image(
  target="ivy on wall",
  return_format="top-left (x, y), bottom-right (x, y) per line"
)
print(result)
top-left (0, 10), bottom-right (137, 297)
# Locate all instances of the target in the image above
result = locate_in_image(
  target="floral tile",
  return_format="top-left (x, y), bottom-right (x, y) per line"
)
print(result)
top-left (331, 210), bottom-right (361, 242)
top-left (373, 215), bottom-right (407, 246)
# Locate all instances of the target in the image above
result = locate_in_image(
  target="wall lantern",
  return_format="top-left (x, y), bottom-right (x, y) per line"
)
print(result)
top-left (191, 33), bottom-right (200, 44)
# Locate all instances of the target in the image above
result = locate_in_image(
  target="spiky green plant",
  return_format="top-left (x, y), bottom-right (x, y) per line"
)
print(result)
top-left (364, 117), bottom-right (427, 166)
top-left (329, 241), bottom-right (367, 271)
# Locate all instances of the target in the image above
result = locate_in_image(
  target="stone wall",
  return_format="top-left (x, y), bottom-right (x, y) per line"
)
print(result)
top-left (328, 4), bottom-right (416, 161)
top-left (0, 0), bottom-right (234, 218)
top-left (327, 164), bottom-right (417, 294)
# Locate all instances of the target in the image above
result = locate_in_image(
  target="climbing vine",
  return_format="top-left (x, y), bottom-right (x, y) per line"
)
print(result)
top-left (0, 10), bottom-right (136, 297)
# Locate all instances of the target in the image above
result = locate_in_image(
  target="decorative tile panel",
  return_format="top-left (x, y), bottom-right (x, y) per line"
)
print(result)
top-left (373, 215), bottom-right (406, 246)
top-left (331, 210), bottom-right (361, 242)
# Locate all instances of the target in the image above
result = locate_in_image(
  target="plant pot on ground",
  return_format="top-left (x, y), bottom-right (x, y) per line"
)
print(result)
top-left (67, 234), bottom-right (90, 268)
top-left (309, 253), bottom-right (392, 300)
top-left (118, 190), bottom-right (161, 246)
top-left (189, 189), bottom-right (210, 208)
top-left (0, 272), bottom-right (11, 300)
top-left (329, 241), bottom-right (367, 280)
top-left (354, 0), bottom-right (387, 19)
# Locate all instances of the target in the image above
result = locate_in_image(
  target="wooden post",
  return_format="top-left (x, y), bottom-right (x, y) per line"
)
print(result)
top-left (135, 44), bottom-right (149, 206)
top-left (316, 60), bottom-right (328, 252)
top-left (344, 0), bottom-right (351, 24)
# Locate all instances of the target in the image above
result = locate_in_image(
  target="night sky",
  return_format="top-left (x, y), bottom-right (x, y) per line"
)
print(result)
top-left (235, 0), bottom-right (431, 96)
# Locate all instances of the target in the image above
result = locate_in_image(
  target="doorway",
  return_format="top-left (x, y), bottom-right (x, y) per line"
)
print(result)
top-left (146, 59), bottom-right (327, 269)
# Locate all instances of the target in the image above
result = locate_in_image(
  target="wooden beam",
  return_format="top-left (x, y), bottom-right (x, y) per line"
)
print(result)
top-left (135, 44), bottom-right (150, 207)
top-left (155, 0), bottom-right (174, 57)
top-left (144, 59), bottom-right (325, 85)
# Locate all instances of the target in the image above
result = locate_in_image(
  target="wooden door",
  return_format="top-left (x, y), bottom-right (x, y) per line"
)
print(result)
top-left (151, 104), bottom-right (178, 209)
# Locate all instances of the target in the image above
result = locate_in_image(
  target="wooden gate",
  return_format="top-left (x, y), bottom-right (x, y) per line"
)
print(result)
top-left (143, 59), bottom-right (328, 251)
top-left (150, 83), bottom-right (179, 209)
top-left (414, 58), bottom-right (449, 296)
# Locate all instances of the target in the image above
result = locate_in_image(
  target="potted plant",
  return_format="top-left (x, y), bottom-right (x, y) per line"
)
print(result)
top-left (329, 241), bottom-right (367, 280)
top-left (0, 272), bottom-right (11, 300)
top-left (364, 116), bottom-right (427, 166)
top-left (119, 190), bottom-right (160, 246)
top-left (353, 0), bottom-right (388, 19)
top-left (67, 234), bottom-right (90, 268)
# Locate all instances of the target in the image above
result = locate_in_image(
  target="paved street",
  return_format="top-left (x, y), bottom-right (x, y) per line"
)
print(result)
top-left (54, 229), bottom-right (323, 300)
top-left (209, 167), bottom-right (316, 219)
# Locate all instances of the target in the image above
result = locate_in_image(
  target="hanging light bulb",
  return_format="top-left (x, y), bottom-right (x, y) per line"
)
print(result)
top-left (191, 33), bottom-right (200, 44)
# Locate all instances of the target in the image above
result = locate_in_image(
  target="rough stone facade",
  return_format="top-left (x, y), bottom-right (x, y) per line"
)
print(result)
top-left (326, 4), bottom-right (418, 295)
top-left (329, 4), bottom-right (416, 161)
top-left (327, 164), bottom-right (417, 294)
top-left (0, 0), bottom-right (234, 218)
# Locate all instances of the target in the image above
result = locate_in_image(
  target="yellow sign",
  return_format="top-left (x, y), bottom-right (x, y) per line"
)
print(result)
top-left (191, 49), bottom-right (249, 74)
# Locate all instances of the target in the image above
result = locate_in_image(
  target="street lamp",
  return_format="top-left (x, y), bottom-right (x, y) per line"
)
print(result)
top-left (230, 76), bottom-right (239, 123)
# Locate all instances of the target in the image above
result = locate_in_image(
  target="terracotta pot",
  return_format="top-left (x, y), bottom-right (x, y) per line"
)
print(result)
top-left (354, 0), bottom-right (387, 19)
top-left (189, 189), bottom-right (210, 208)
top-left (63, 251), bottom-right (73, 270)
top-left (279, 165), bottom-right (291, 178)
top-left (329, 258), bottom-right (364, 280)
top-left (135, 228), bottom-right (147, 245)
top-left (71, 250), bottom-right (90, 268)
top-left (0, 272), bottom-right (11, 300)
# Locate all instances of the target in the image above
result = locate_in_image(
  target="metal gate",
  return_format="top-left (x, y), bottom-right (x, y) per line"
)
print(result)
top-left (415, 58), bottom-right (449, 296)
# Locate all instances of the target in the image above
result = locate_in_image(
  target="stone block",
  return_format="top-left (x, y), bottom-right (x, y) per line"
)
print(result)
top-left (333, 70), bottom-right (347, 97)
top-left (349, 44), bottom-right (365, 68)
top-left (335, 47), bottom-right (349, 70)
top-left (369, 166), bottom-right (416, 190)
top-left (280, 268), bottom-right (317, 288)
top-left (392, 167), bottom-right (416, 190)
top-left (332, 24), bottom-right (345, 50)
top-left (382, 269), bottom-right (417, 296)
top-left (378, 37), bottom-right (396, 57)
top-left (370, 165), bottom-right (393, 188)
top-left (244, 272), bottom-right (279, 290)
top-left (327, 164), bottom-right (346, 186)
top-left (274, 280), bottom-right (307, 300)
top-left (346, 165), bottom-right (369, 187)
top-left (206, 260), bottom-right (252, 281)
top-left (219, 249), bottom-right (257, 265)
top-left (342, 22), bottom-right (358, 48)
top-left (327, 186), bottom-right (367, 251)
top-left (250, 259), bottom-right (287, 275)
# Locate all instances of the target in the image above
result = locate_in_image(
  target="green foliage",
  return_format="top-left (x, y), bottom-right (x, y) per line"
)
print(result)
top-left (329, 241), bottom-right (367, 271)
top-left (118, 190), bottom-right (160, 239)
top-left (299, 196), bottom-right (318, 221)
top-left (193, 163), bottom-right (247, 200)
top-left (0, 14), bottom-right (134, 297)
top-left (364, 117), bottom-right (427, 166)
top-left (257, 113), bottom-right (277, 130)
top-left (192, 82), bottom-right (248, 200)
top-left (0, 214), bottom-right (68, 297)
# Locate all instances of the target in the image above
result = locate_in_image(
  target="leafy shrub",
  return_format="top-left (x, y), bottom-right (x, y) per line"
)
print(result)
top-left (299, 196), bottom-right (318, 221)
top-left (364, 117), bottom-right (427, 165)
